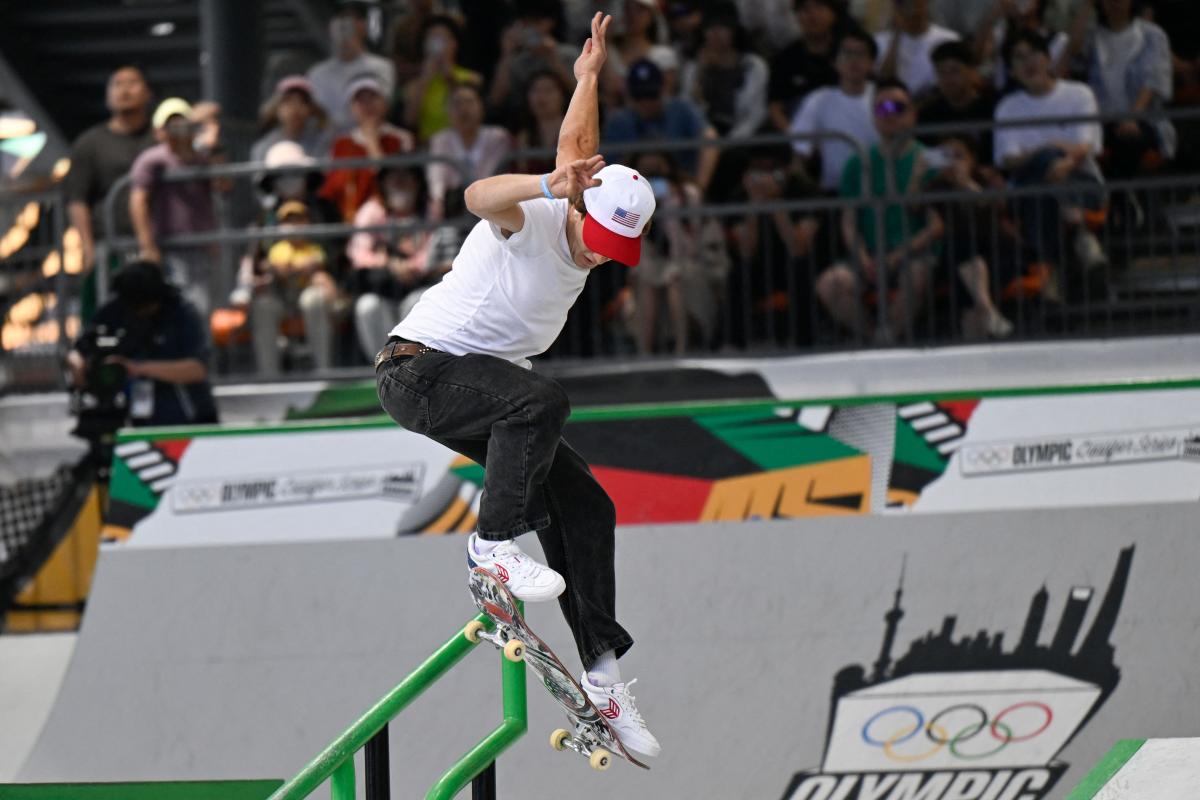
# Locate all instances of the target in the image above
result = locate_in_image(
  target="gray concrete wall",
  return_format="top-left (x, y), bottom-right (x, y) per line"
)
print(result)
top-left (19, 504), bottom-right (1200, 799)
top-left (0, 633), bottom-right (75, 782)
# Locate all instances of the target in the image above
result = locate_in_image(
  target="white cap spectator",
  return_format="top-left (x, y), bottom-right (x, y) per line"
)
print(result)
top-left (344, 74), bottom-right (388, 104)
top-left (152, 98), bottom-right (192, 130)
top-left (264, 140), bottom-right (314, 169)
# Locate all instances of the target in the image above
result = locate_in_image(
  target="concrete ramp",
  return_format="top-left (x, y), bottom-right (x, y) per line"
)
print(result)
top-left (1068, 739), bottom-right (1200, 800)
top-left (19, 503), bottom-right (1200, 800)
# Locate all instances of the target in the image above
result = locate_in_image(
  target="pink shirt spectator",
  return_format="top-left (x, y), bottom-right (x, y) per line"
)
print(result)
top-left (347, 198), bottom-right (394, 270)
top-left (128, 143), bottom-right (217, 238)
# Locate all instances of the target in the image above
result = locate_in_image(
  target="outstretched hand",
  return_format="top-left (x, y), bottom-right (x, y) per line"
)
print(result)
top-left (573, 12), bottom-right (612, 81)
top-left (547, 155), bottom-right (605, 198)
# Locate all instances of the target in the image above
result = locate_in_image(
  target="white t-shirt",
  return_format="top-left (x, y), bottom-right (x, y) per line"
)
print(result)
top-left (875, 25), bottom-right (961, 97)
top-left (790, 85), bottom-right (879, 190)
top-left (993, 80), bottom-right (1102, 166)
top-left (395, 198), bottom-right (588, 368)
top-left (307, 53), bottom-right (396, 133)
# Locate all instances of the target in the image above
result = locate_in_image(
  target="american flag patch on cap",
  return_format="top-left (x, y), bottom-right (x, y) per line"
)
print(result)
top-left (611, 207), bottom-right (640, 229)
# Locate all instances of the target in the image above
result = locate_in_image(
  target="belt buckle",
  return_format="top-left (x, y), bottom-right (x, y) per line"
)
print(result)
top-left (374, 344), bottom-right (394, 371)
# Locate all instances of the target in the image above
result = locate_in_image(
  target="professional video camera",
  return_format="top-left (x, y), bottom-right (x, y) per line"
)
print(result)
top-left (68, 323), bottom-right (130, 448)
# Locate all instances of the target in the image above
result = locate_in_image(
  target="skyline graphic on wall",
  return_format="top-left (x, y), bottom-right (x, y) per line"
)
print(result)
top-left (781, 546), bottom-right (1134, 800)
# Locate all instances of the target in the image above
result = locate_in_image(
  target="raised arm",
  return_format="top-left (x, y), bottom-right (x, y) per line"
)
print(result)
top-left (558, 12), bottom-right (611, 169)
top-left (464, 155), bottom-right (606, 234)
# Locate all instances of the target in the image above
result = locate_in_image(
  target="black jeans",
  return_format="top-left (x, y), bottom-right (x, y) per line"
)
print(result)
top-left (1012, 147), bottom-right (1105, 264)
top-left (376, 347), bottom-right (633, 668)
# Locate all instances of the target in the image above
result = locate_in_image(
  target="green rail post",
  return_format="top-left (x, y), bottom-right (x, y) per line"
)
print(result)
top-left (426, 644), bottom-right (528, 800)
top-left (267, 607), bottom-right (528, 800)
top-left (329, 760), bottom-right (355, 800)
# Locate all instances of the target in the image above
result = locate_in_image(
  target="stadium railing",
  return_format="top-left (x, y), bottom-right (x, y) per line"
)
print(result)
top-left (3, 109), bottom-right (1200, 392)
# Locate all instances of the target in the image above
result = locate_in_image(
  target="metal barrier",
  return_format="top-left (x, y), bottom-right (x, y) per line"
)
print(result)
top-left (96, 152), bottom-right (478, 305)
top-left (2, 109), bottom-right (1196, 390)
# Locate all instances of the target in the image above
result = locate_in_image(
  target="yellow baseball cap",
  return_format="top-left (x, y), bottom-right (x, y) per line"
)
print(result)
top-left (277, 201), bottom-right (310, 220)
top-left (152, 97), bottom-right (193, 129)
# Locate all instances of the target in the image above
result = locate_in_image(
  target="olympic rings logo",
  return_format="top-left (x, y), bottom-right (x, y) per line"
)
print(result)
top-left (963, 447), bottom-right (1010, 468)
top-left (861, 702), bottom-right (1053, 762)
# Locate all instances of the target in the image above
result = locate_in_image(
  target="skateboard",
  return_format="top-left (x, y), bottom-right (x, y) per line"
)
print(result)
top-left (464, 566), bottom-right (650, 771)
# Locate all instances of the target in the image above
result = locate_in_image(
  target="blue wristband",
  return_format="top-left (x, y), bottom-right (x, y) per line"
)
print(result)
top-left (540, 173), bottom-right (556, 200)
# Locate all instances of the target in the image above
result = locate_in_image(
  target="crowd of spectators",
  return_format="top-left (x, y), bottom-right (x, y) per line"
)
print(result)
top-left (64, 0), bottom-right (1197, 370)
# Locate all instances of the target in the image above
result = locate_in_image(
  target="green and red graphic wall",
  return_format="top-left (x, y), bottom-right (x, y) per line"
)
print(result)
top-left (104, 381), bottom-right (1200, 547)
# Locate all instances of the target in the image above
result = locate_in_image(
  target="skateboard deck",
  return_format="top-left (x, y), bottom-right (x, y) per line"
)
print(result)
top-left (466, 566), bottom-right (649, 771)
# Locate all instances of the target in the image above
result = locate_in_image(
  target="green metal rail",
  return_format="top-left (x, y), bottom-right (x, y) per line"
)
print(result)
top-left (266, 611), bottom-right (527, 800)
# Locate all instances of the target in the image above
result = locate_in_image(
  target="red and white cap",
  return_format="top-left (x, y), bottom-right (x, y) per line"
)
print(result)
top-left (582, 164), bottom-right (656, 267)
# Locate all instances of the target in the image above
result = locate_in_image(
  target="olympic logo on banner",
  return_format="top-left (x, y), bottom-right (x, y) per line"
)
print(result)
top-left (962, 447), bottom-right (1010, 468)
top-left (861, 702), bottom-right (1053, 762)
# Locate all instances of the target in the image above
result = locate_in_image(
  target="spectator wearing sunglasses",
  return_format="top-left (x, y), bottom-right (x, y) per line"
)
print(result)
top-left (816, 79), bottom-right (944, 343)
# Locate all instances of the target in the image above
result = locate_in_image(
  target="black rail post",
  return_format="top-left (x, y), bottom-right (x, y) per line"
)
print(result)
top-left (365, 724), bottom-right (391, 800)
top-left (471, 761), bottom-right (497, 800)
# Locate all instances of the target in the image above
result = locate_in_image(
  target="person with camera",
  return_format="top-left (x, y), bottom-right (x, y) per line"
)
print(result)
top-left (307, 0), bottom-right (395, 133)
top-left (488, 0), bottom-right (577, 124)
top-left (67, 260), bottom-right (218, 429)
top-left (402, 15), bottom-right (483, 144)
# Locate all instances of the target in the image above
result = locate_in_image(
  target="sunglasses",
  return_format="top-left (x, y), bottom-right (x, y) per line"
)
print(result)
top-left (874, 99), bottom-right (910, 118)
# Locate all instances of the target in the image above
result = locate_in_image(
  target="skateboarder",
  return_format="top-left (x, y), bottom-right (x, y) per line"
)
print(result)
top-left (375, 13), bottom-right (660, 759)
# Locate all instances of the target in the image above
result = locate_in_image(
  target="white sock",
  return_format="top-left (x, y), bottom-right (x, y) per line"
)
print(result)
top-left (587, 649), bottom-right (621, 687)
top-left (471, 535), bottom-right (502, 556)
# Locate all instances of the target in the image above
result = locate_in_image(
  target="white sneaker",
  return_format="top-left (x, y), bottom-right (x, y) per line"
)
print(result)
top-left (581, 673), bottom-right (662, 758)
top-left (467, 533), bottom-right (565, 602)
top-left (986, 310), bottom-right (1014, 339)
top-left (1073, 228), bottom-right (1108, 271)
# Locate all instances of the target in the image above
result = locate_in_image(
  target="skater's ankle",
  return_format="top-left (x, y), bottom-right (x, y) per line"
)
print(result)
top-left (471, 534), bottom-right (503, 556)
top-left (587, 649), bottom-right (621, 687)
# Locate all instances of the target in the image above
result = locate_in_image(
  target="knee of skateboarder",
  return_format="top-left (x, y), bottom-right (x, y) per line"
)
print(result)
top-left (528, 379), bottom-right (571, 431)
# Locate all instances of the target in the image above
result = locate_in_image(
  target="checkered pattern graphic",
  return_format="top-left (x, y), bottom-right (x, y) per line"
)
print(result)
top-left (827, 403), bottom-right (897, 515)
top-left (0, 468), bottom-right (70, 569)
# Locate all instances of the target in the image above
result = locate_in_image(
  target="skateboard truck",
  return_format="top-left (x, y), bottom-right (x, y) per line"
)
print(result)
top-left (464, 619), bottom-right (613, 770)
top-left (550, 726), bottom-right (613, 771)
top-left (463, 619), bottom-right (525, 663)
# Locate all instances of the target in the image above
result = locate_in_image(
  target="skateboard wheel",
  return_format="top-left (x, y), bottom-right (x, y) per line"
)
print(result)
top-left (550, 728), bottom-right (571, 751)
top-left (463, 620), bottom-right (486, 644)
top-left (589, 749), bottom-right (611, 771)
top-left (503, 639), bottom-right (524, 662)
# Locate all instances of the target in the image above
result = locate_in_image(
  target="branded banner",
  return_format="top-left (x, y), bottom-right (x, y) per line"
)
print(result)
top-left (104, 383), bottom-right (1200, 546)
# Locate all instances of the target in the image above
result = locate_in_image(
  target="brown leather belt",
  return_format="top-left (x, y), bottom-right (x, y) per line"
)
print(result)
top-left (374, 340), bottom-right (438, 371)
